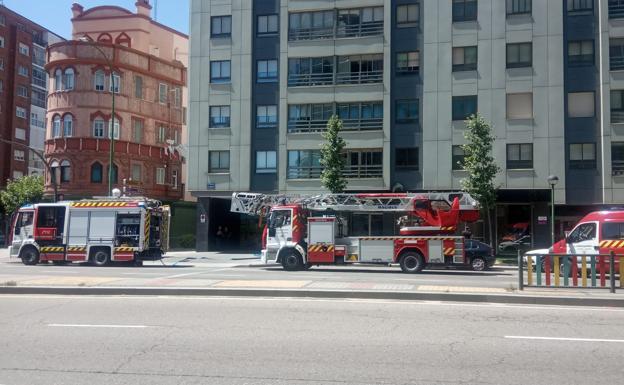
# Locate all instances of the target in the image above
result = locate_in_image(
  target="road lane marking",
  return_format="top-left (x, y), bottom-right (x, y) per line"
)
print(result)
top-left (48, 323), bottom-right (149, 328)
top-left (505, 336), bottom-right (624, 343)
top-left (163, 271), bottom-right (206, 279)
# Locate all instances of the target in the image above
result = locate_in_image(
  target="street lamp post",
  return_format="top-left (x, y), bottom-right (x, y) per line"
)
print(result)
top-left (547, 175), bottom-right (559, 245)
top-left (79, 38), bottom-right (116, 196)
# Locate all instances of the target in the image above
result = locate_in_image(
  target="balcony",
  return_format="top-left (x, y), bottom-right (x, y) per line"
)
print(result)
top-left (342, 118), bottom-right (383, 131)
top-left (335, 70), bottom-right (383, 85)
top-left (609, 0), bottom-right (624, 18)
top-left (288, 119), bottom-right (328, 133)
top-left (287, 166), bottom-right (322, 179)
top-left (336, 21), bottom-right (383, 38)
top-left (288, 27), bottom-right (334, 41)
top-left (287, 73), bottom-right (334, 87)
top-left (343, 164), bottom-right (383, 178)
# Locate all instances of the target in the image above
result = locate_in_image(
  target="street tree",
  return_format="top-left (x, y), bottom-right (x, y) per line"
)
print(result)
top-left (460, 114), bottom-right (500, 245)
top-left (320, 115), bottom-right (347, 193)
top-left (0, 175), bottom-right (44, 216)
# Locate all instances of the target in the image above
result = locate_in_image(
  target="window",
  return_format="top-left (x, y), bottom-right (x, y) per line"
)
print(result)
top-left (63, 115), bottom-right (73, 137)
top-left (601, 222), bottom-right (624, 240)
top-left (337, 7), bottom-right (384, 38)
top-left (453, 0), bottom-right (478, 22)
top-left (132, 119), bottom-right (143, 142)
top-left (209, 151), bottom-right (230, 173)
top-left (610, 0), bottom-right (624, 18)
top-left (13, 171), bottom-right (24, 179)
top-left (15, 128), bottom-right (26, 141)
top-left (32, 67), bottom-right (46, 88)
top-left (337, 102), bottom-right (383, 130)
top-left (395, 148), bottom-right (418, 170)
top-left (452, 46), bottom-right (478, 72)
top-left (31, 88), bottom-right (46, 108)
top-left (173, 87), bottom-right (181, 107)
top-left (610, 39), bottom-right (624, 70)
top-left (568, 40), bottom-right (594, 66)
top-left (54, 68), bottom-right (63, 91)
top-left (211, 15), bottom-right (231, 37)
top-left (452, 96), bottom-right (478, 121)
top-left (258, 14), bottom-right (279, 36)
top-left (52, 115), bottom-right (61, 137)
top-left (210, 106), bottom-right (230, 128)
top-left (157, 125), bottom-right (167, 142)
top-left (397, 4), bottom-right (419, 27)
top-left (134, 75), bottom-right (143, 99)
top-left (131, 164), bottom-right (142, 182)
top-left (257, 59), bottom-right (278, 82)
top-left (16, 107), bottom-right (27, 119)
top-left (0, 58), bottom-right (4, 70)
top-left (17, 85), bottom-right (28, 98)
top-left (256, 151), bottom-right (277, 173)
top-left (567, 0), bottom-right (593, 14)
top-left (0, 14), bottom-right (4, 26)
top-left (507, 43), bottom-right (532, 68)
top-left (64, 68), bottom-right (74, 90)
top-left (110, 72), bottom-right (120, 93)
top-left (343, 150), bottom-right (383, 178)
top-left (18, 42), bottom-right (29, 56)
top-left (172, 170), bottom-right (178, 189)
top-left (452, 145), bottom-right (466, 170)
top-left (109, 118), bottom-right (120, 140)
top-left (14, 150), bottom-right (25, 162)
top-left (60, 160), bottom-right (71, 183)
top-left (289, 10), bottom-right (334, 40)
top-left (210, 60), bottom-right (231, 83)
top-left (396, 100), bottom-right (419, 124)
top-left (288, 150), bottom-right (321, 179)
top-left (611, 90), bottom-right (624, 123)
top-left (94, 70), bottom-right (105, 91)
top-left (159, 83), bottom-right (168, 104)
top-left (32, 45), bottom-right (45, 66)
top-left (612, 142), bottom-right (624, 175)
top-left (569, 143), bottom-right (596, 169)
top-left (91, 162), bottom-right (103, 183)
top-left (396, 51), bottom-right (419, 74)
top-left (568, 92), bottom-right (595, 118)
top-left (506, 93), bottom-right (533, 119)
top-left (507, 0), bottom-right (531, 16)
top-left (257, 105), bottom-right (278, 128)
top-left (30, 112), bottom-right (45, 129)
top-left (288, 103), bottom-right (333, 132)
top-left (506, 143), bottom-right (533, 169)
top-left (336, 54), bottom-right (384, 84)
top-left (93, 118), bottom-right (106, 138)
top-left (18, 65), bottom-right (28, 77)
top-left (156, 168), bottom-right (166, 185)
top-left (288, 57), bottom-right (334, 86)
top-left (0, 36), bottom-right (4, 48)
top-left (567, 222), bottom-right (596, 243)
top-left (110, 164), bottom-right (119, 184)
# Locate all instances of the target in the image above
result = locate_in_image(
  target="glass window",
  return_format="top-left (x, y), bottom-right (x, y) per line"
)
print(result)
top-left (211, 15), bottom-right (232, 37)
top-left (506, 93), bottom-right (533, 119)
top-left (336, 54), bottom-right (384, 84)
top-left (0, 36), bottom-right (3, 48)
top-left (210, 60), bottom-right (231, 83)
top-left (18, 65), bottom-right (28, 77)
top-left (452, 46), bottom-right (478, 72)
top-left (452, 96), bottom-right (478, 121)
top-left (453, 0), bottom-right (478, 22)
top-left (131, 164), bottom-right (142, 181)
top-left (396, 51), bottom-right (419, 74)
top-left (17, 85), bottom-right (28, 98)
top-left (134, 75), bottom-right (143, 99)
top-left (568, 92), bottom-right (595, 118)
top-left (396, 100), bottom-right (419, 124)
top-left (209, 151), bottom-right (230, 173)
top-left (257, 59), bottom-right (278, 82)
top-left (32, 67), bottom-right (46, 88)
top-left (54, 69), bottom-right (63, 91)
top-left (567, 222), bottom-right (596, 243)
top-left (567, 0), bottom-right (593, 14)
top-left (16, 107), bottom-right (27, 119)
top-left (60, 160), bottom-right (71, 183)
top-left (452, 145), bottom-right (466, 170)
top-left (210, 106), bottom-right (231, 128)
top-left (257, 105), bottom-right (278, 128)
top-left (395, 148), bottom-right (418, 169)
top-left (132, 119), bottom-right (143, 142)
top-left (506, 143), bottom-right (533, 169)
top-left (31, 88), bottom-right (46, 108)
top-left (110, 72), bottom-right (120, 93)
top-left (287, 150), bottom-right (322, 179)
top-left (94, 70), bottom-right (105, 91)
top-left (63, 115), bottom-right (73, 137)
top-left (91, 162), bottom-right (103, 183)
top-left (159, 83), bottom-right (168, 104)
top-left (156, 168), bottom-right (166, 185)
top-left (93, 118), bottom-right (106, 138)
top-left (569, 143), bottom-right (596, 169)
top-left (258, 14), bottom-right (279, 35)
top-left (18, 42), bottom-right (29, 56)
top-left (601, 222), bottom-right (624, 240)
top-left (64, 68), bottom-right (74, 90)
top-left (289, 10), bottom-right (334, 40)
top-left (287, 57), bottom-right (334, 86)
top-left (110, 164), bottom-right (119, 184)
top-left (14, 150), bottom-right (25, 161)
top-left (256, 151), bottom-right (277, 173)
top-left (613, 142), bottom-right (624, 175)
top-left (52, 115), bottom-right (61, 137)
top-left (506, 0), bottom-right (531, 15)
top-left (507, 42), bottom-right (533, 68)
top-left (157, 125), bottom-right (167, 143)
top-left (610, 38), bottom-right (624, 70)
top-left (611, 90), bottom-right (624, 123)
top-left (397, 4), bottom-right (419, 27)
top-left (109, 118), bottom-right (120, 140)
top-left (568, 40), bottom-right (594, 66)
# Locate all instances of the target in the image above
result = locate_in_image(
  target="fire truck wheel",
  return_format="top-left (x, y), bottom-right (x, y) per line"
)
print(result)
top-left (400, 252), bottom-right (424, 273)
top-left (91, 249), bottom-right (111, 267)
top-left (20, 247), bottom-right (40, 266)
top-left (281, 250), bottom-right (303, 271)
top-left (471, 257), bottom-right (487, 272)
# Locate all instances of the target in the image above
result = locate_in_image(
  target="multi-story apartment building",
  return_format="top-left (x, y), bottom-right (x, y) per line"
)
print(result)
top-left (189, 0), bottom-right (624, 251)
top-left (43, 1), bottom-right (188, 201)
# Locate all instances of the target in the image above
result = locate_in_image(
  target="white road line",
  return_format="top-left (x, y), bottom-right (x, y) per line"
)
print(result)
top-left (163, 271), bottom-right (206, 279)
top-left (48, 323), bottom-right (149, 329)
top-left (505, 336), bottom-right (624, 343)
top-left (41, 270), bottom-right (80, 274)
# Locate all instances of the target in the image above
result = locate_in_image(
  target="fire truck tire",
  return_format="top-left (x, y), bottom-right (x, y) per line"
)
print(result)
top-left (281, 250), bottom-right (304, 271)
top-left (400, 251), bottom-right (424, 273)
top-left (91, 249), bottom-right (111, 267)
top-left (20, 247), bottom-right (40, 266)
top-left (470, 257), bottom-right (487, 272)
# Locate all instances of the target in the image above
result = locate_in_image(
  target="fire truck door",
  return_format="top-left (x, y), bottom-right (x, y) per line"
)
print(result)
top-left (567, 222), bottom-right (599, 256)
top-left (267, 209), bottom-right (293, 249)
top-left (10, 211), bottom-right (34, 257)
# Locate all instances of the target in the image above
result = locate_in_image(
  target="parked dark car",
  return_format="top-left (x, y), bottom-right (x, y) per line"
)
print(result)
top-left (465, 239), bottom-right (496, 271)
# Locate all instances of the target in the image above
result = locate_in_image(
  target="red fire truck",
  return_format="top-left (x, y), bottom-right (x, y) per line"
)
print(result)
top-left (231, 192), bottom-right (490, 273)
top-left (8, 196), bottom-right (170, 266)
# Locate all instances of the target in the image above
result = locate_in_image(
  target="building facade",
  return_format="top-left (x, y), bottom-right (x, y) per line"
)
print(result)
top-left (189, 0), bottom-right (622, 251)
top-left (43, 1), bottom-right (188, 201)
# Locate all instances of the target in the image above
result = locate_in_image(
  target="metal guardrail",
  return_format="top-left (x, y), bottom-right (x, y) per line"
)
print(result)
top-left (336, 71), bottom-right (383, 85)
top-left (288, 73), bottom-right (334, 87)
top-left (288, 117), bottom-right (382, 133)
top-left (519, 251), bottom-right (623, 293)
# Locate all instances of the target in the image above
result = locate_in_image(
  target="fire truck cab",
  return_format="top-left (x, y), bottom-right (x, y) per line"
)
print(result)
top-left (9, 197), bottom-right (170, 266)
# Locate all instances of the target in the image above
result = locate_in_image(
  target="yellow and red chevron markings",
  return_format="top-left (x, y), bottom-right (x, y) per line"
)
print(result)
top-left (444, 248), bottom-right (456, 255)
top-left (115, 247), bottom-right (136, 252)
top-left (71, 201), bottom-right (132, 208)
top-left (308, 244), bottom-right (334, 252)
top-left (66, 246), bottom-right (86, 252)
top-left (40, 246), bottom-right (64, 253)
top-left (600, 240), bottom-right (624, 248)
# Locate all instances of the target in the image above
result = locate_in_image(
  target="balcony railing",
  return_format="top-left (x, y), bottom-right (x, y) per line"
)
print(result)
top-left (342, 118), bottom-right (383, 131)
top-left (288, 117), bottom-right (382, 133)
top-left (288, 27), bottom-right (334, 41)
top-left (288, 72), bottom-right (334, 87)
top-left (610, 55), bottom-right (624, 71)
top-left (287, 166), bottom-right (323, 179)
top-left (612, 110), bottom-right (624, 123)
top-left (609, 0), bottom-right (624, 18)
top-left (336, 21), bottom-right (383, 38)
top-left (343, 164), bottom-right (383, 178)
top-left (288, 119), bottom-right (328, 133)
top-left (335, 70), bottom-right (383, 85)
top-left (613, 160), bottom-right (624, 175)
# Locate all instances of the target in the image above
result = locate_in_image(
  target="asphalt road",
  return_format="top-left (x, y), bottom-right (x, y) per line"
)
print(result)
top-left (1, 295), bottom-right (624, 385)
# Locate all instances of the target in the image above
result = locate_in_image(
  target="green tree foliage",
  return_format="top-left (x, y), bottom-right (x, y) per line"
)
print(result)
top-left (320, 115), bottom-right (347, 193)
top-left (0, 175), bottom-right (44, 215)
top-left (460, 114), bottom-right (500, 244)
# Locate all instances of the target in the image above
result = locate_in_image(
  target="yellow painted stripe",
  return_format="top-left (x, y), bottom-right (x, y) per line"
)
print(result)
top-left (554, 256), bottom-right (560, 287)
top-left (605, 241), bottom-right (613, 248)
top-left (620, 256), bottom-right (624, 289)
top-left (527, 257), bottom-right (533, 286)
top-left (581, 256), bottom-right (588, 287)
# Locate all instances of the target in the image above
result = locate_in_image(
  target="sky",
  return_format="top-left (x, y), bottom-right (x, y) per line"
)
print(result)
top-left (3, 0), bottom-right (189, 39)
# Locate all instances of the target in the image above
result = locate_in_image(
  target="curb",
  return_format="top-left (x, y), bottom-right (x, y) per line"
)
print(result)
top-left (1, 286), bottom-right (624, 307)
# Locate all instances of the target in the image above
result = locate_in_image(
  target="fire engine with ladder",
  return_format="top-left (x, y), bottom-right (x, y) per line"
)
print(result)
top-left (231, 191), bottom-right (488, 273)
top-left (8, 192), bottom-right (170, 266)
